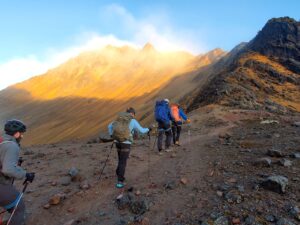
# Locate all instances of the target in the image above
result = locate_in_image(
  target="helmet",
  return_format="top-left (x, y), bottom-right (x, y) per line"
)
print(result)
top-left (164, 99), bottom-right (170, 104)
top-left (4, 119), bottom-right (27, 135)
top-left (126, 107), bottom-right (136, 115)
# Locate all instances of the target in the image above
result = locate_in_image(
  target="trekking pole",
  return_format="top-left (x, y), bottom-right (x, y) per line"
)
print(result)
top-left (152, 128), bottom-right (158, 151)
top-left (6, 181), bottom-right (29, 225)
top-left (99, 141), bottom-right (115, 181)
top-left (147, 133), bottom-right (151, 179)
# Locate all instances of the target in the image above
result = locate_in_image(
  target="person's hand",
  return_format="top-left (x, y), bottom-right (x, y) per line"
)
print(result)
top-left (186, 119), bottom-right (191, 124)
top-left (24, 172), bottom-right (35, 184)
top-left (18, 157), bottom-right (24, 166)
top-left (148, 127), bottom-right (152, 132)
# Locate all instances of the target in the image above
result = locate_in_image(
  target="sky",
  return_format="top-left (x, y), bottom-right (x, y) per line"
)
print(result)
top-left (0, 0), bottom-right (299, 90)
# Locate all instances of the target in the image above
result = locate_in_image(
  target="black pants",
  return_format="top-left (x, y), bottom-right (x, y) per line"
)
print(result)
top-left (172, 122), bottom-right (182, 144)
top-left (157, 122), bottom-right (172, 151)
top-left (115, 142), bottom-right (131, 182)
top-left (0, 184), bottom-right (25, 225)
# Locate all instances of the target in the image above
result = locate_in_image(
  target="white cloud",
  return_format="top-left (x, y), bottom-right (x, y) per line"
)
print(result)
top-left (103, 4), bottom-right (205, 53)
top-left (0, 4), bottom-right (206, 90)
top-left (0, 34), bottom-right (137, 90)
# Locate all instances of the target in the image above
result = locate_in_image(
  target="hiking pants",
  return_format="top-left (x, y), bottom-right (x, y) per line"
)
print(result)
top-left (171, 122), bottom-right (182, 144)
top-left (0, 183), bottom-right (25, 225)
top-left (157, 122), bottom-right (172, 151)
top-left (116, 142), bottom-right (131, 182)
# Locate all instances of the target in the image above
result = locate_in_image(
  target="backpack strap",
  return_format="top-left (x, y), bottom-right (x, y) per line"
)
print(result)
top-left (0, 141), bottom-right (14, 145)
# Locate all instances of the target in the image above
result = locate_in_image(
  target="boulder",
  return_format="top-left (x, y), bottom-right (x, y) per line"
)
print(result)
top-left (261, 175), bottom-right (288, 194)
top-left (267, 149), bottom-right (284, 157)
top-left (253, 158), bottom-right (272, 167)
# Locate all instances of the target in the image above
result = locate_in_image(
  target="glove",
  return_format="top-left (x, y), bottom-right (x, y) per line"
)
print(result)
top-left (186, 119), bottom-right (191, 124)
top-left (24, 172), bottom-right (35, 184)
top-left (18, 157), bottom-right (24, 166)
top-left (148, 127), bottom-right (152, 132)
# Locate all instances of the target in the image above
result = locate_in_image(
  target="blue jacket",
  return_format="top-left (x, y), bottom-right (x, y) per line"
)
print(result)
top-left (108, 119), bottom-right (149, 144)
top-left (179, 108), bottom-right (188, 121)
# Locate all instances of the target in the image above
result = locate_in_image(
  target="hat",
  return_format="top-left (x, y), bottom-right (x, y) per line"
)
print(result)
top-left (164, 98), bottom-right (170, 103)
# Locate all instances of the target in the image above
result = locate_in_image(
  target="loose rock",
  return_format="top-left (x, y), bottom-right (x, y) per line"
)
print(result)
top-left (261, 175), bottom-right (288, 194)
top-left (267, 149), bottom-right (284, 157)
top-left (253, 158), bottom-right (272, 167)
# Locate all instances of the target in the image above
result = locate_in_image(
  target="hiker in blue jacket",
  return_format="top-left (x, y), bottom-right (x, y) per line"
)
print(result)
top-left (108, 107), bottom-right (150, 189)
top-left (155, 99), bottom-right (173, 154)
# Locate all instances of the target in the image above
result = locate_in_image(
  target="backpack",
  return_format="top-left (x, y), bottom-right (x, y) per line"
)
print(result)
top-left (155, 100), bottom-right (170, 123)
top-left (170, 104), bottom-right (181, 122)
top-left (112, 112), bottom-right (133, 142)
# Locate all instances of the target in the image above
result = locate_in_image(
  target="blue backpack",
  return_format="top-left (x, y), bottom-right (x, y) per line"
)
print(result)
top-left (155, 101), bottom-right (170, 123)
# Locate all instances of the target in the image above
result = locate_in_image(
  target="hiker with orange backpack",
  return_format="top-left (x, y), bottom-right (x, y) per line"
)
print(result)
top-left (170, 103), bottom-right (190, 146)
top-left (0, 120), bottom-right (35, 225)
top-left (108, 107), bottom-right (151, 190)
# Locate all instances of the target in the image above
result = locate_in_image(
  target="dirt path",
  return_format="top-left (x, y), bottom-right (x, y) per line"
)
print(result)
top-left (17, 108), bottom-right (236, 225)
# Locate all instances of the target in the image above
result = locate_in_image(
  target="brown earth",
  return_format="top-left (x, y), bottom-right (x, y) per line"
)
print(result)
top-left (2, 106), bottom-right (299, 225)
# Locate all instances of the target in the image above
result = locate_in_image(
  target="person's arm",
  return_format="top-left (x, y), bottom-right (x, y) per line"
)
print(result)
top-left (179, 108), bottom-right (188, 121)
top-left (2, 143), bottom-right (26, 180)
top-left (130, 119), bottom-right (149, 134)
top-left (108, 122), bottom-right (113, 136)
top-left (168, 108), bottom-right (174, 121)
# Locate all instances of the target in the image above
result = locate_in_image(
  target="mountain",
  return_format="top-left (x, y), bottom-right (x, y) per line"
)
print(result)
top-left (186, 17), bottom-right (300, 114)
top-left (0, 44), bottom-right (225, 145)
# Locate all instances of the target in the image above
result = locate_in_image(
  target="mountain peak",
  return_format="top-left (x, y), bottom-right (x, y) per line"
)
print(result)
top-left (142, 42), bottom-right (156, 52)
top-left (247, 16), bottom-right (300, 73)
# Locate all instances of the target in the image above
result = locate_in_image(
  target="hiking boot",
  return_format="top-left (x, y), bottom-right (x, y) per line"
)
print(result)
top-left (116, 182), bottom-right (125, 189)
top-left (175, 141), bottom-right (180, 146)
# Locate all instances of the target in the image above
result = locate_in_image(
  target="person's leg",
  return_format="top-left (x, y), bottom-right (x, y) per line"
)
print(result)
top-left (176, 125), bottom-right (182, 143)
top-left (0, 184), bottom-right (26, 225)
top-left (116, 143), bottom-right (131, 183)
top-left (157, 122), bottom-right (164, 151)
top-left (116, 145), bottom-right (122, 180)
top-left (164, 123), bottom-right (172, 149)
top-left (171, 124), bottom-right (176, 144)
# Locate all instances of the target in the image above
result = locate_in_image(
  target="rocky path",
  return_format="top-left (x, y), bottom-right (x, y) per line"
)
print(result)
top-left (2, 107), bottom-right (299, 225)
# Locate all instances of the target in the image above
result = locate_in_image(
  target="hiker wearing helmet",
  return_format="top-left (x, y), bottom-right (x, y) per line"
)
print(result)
top-left (154, 99), bottom-right (173, 154)
top-left (170, 103), bottom-right (190, 146)
top-left (108, 107), bottom-right (150, 189)
top-left (0, 119), bottom-right (35, 225)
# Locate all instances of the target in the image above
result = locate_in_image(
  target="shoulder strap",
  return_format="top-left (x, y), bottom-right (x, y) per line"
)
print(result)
top-left (0, 141), bottom-right (14, 145)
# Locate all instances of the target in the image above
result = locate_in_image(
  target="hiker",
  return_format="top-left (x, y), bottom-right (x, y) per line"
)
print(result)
top-left (155, 99), bottom-right (173, 153)
top-left (0, 119), bottom-right (35, 225)
top-left (108, 107), bottom-right (150, 189)
top-left (170, 103), bottom-right (190, 146)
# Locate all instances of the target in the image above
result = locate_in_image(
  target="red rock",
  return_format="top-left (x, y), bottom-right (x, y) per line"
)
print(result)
top-left (228, 178), bottom-right (237, 183)
top-left (63, 219), bottom-right (75, 225)
top-left (217, 191), bottom-right (223, 197)
top-left (180, 178), bottom-right (188, 185)
top-left (43, 203), bottom-right (51, 209)
top-left (232, 217), bottom-right (241, 224)
top-left (67, 207), bottom-right (75, 213)
top-left (49, 195), bottom-right (61, 205)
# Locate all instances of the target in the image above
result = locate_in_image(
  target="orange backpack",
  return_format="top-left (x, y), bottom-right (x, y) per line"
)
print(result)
top-left (171, 104), bottom-right (180, 122)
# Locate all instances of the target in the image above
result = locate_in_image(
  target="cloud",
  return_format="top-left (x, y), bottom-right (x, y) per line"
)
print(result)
top-left (0, 34), bottom-right (137, 90)
top-left (103, 4), bottom-right (205, 53)
top-left (0, 4), bottom-right (206, 90)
